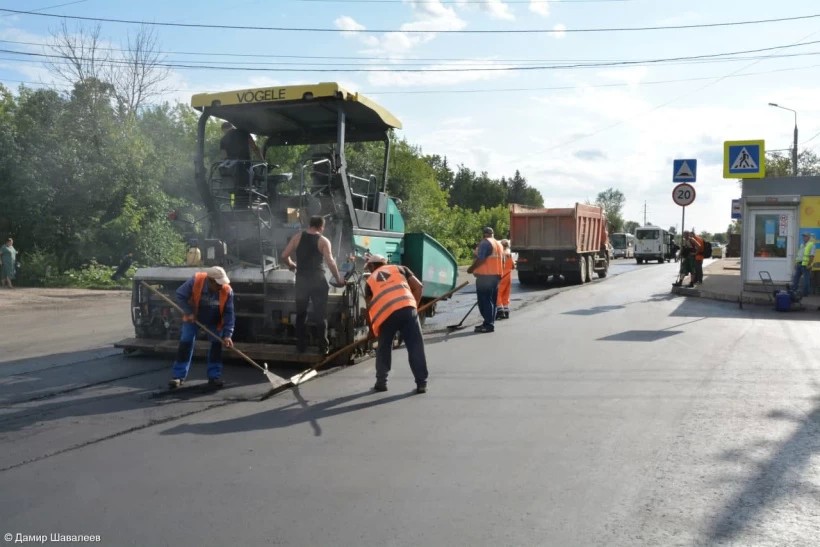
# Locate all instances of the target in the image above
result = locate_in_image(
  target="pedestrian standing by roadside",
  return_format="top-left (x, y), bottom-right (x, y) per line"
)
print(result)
top-left (692, 232), bottom-right (705, 285)
top-left (496, 239), bottom-right (514, 320)
top-left (1, 238), bottom-right (17, 288)
top-left (791, 232), bottom-right (815, 297)
top-left (467, 226), bottom-right (505, 333)
top-left (364, 254), bottom-right (428, 394)
top-left (168, 266), bottom-right (235, 390)
top-left (281, 215), bottom-right (345, 354)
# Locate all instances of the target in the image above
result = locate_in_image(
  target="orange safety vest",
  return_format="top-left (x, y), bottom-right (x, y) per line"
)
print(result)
top-left (366, 265), bottom-right (417, 336)
top-left (693, 235), bottom-right (705, 261)
top-left (474, 237), bottom-right (504, 276)
top-left (191, 272), bottom-right (232, 330)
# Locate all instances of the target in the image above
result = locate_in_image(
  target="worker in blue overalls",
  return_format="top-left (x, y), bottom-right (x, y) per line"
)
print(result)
top-left (168, 266), bottom-right (235, 390)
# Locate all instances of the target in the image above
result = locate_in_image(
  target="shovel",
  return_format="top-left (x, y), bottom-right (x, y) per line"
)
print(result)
top-left (446, 301), bottom-right (478, 331)
top-left (447, 270), bottom-right (511, 331)
top-left (140, 281), bottom-right (290, 389)
top-left (284, 280), bottom-right (471, 389)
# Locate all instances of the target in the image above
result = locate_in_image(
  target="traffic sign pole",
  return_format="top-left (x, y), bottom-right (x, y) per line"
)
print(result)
top-left (681, 207), bottom-right (686, 246)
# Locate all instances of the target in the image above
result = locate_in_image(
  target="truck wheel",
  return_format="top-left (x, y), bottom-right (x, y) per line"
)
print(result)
top-left (597, 260), bottom-right (608, 278)
top-left (576, 257), bottom-right (587, 285)
top-left (636, 258), bottom-right (643, 264)
top-left (518, 272), bottom-right (536, 286)
top-left (585, 256), bottom-right (593, 282)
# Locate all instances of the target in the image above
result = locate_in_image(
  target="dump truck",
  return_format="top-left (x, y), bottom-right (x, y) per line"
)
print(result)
top-left (510, 203), bottom-right (610, 285)
top-left (116, 83), bottom-right (457, 364)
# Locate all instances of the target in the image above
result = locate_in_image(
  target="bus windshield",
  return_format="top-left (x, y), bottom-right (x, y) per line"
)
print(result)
top-left (636, 230), bottom-right (659, 240)
top-left (611, 234), bottom-right (627, 248)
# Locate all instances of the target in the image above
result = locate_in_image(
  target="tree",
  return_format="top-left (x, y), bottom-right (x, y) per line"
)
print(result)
top-left (424, 154), bottom-right (454, 193)
top-left (765, 149), bottom-right (820, 177)
top-left (112, 25), bottom-right (170, 117)
top-left (623, 220), bottom-right (640, 234)
top-left (47, 22), bottom-right (169, 118)
top-left (595, 188), bottom-right (626, 233)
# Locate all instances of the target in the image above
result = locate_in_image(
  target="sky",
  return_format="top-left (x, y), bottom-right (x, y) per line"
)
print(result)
top-left (2, 0), bottom-right (820, 235)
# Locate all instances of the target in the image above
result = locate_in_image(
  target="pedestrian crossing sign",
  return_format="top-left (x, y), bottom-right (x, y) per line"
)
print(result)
top-left (723, 140), bottom-right (765, 178)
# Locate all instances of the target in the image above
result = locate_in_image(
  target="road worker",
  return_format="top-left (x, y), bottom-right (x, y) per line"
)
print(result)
top-left (281, 215), bottom-right (345, 354)
top-left (364, 254), bottom-right (428, 394)
top-left (496, 239), bottom-right (514, 319)
top-left (791, 232), bottom-right (815, 297)
top-left (467, 226), bottom-right (505, 333)
top-left (168, 266), bottom-right (235, 390)
top-left (692, 231), bottom-right (705, 285)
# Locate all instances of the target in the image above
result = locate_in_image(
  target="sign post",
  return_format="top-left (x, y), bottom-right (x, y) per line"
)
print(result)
top-left (673, 183), bottom-right (696, 243)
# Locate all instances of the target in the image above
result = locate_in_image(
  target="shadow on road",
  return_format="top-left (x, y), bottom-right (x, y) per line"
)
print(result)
top-left (705, 393), bottom-right (820, 543)
top-left (159, 388), bottom-right (417, 437)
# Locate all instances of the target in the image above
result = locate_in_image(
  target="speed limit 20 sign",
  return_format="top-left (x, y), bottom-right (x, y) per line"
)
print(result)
top-left (673, 183), bottom-right (696, 206)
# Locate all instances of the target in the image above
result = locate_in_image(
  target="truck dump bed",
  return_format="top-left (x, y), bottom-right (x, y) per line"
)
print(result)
top-left (509, 203), bottom-right (604, 253)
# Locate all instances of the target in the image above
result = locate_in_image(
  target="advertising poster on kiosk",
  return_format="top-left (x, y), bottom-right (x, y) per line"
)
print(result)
top-left (799, 197), bottom-right (820, 271)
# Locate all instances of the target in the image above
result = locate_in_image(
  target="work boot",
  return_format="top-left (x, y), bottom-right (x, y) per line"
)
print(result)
top-left (416, 382), bottom-right (427, 394)
top-left (373, 382), bottom-right (388, 392)
top-left (168, 378), bottom-right (183, 390)
top-left (208, 377), bottom-right (224, 389)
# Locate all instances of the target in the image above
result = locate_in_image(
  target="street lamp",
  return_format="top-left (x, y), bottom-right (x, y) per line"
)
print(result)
top-left (768, 102), bottom-right (798, 176)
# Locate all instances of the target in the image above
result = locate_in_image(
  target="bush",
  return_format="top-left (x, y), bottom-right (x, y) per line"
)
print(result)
top-left (59, 260), bottom-right (134, 289)
top-left (15, 247), bottom-right (59, 287)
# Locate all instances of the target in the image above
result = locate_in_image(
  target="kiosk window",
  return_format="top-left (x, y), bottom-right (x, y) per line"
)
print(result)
top-left (753, 214), bottom-right (787, 258)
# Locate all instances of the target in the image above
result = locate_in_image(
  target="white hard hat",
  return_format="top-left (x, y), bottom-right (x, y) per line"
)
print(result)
top-left (205, 266), bottom-right (230, 285)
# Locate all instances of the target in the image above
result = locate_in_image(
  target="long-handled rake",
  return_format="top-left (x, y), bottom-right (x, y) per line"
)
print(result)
top-left (276, 280), bottom-right (471, 395)
top-left (141, 282), bottom-right (292, 390)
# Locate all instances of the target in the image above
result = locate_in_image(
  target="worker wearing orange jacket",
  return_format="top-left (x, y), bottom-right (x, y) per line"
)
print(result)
top-left (168, 267), bottom-right (235, 390)
top-left (467, 226), bottom-right (505, 333)
top-left (692, 233), bottom-right (705, 284)
top-left (496, 239), bottom-right (514, 319)
top-left (365, 254), bottom-right (428, 394)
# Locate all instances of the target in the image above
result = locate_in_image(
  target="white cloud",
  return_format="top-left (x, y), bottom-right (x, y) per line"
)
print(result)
top-left (529, 0), bottom-right (550, 18)
top-left (336, 1), bottom-right (465, 58)
top-left (335, 15), bottom-right (366, 34)
top-left (480, 1), bottom-right (515, 22)
top-left (552, 24), bottom-right (567, 39)
top-left (366, 59), bottom-right (514, 88)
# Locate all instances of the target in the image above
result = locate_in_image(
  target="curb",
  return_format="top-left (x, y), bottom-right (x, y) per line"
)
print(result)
top-left (671, 286), bottom-right (771, 306)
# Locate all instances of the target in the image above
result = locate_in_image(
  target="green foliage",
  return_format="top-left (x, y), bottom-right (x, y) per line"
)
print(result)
top-left (57, 260), bottom-right (134, 289)
top-left (595, 188), bottom-right (626, 233)
top-left (623, 221), bottom-right (640, 234)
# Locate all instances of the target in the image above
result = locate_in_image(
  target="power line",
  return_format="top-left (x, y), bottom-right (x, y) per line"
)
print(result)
top-left (1, 8), bottom-right (818, 34)
top-left (6, 60), bottom-right (820, 97)
top-left (6, 44), bottom-right (820, 73)
top-left (4, 37), bottom-right (820, 66)
top-left (0, 0), bottom-right (86, 18)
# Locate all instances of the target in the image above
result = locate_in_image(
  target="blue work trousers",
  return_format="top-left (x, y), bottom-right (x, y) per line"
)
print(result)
top-left (475, 275), bottom-right (501, 331)
top-left (791, 263), bottom-right (811, 297)
top-left (376, 307), bottom-right (428, 386)
top-left (171, 322), bottom-right (224, 380)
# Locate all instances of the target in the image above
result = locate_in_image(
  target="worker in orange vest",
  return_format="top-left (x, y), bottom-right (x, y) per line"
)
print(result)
top-left (692, 232), bottom-right (705, 285)
top-left (496, 239), bottom-right (514, 320)
top-left (168, 266), bottom-right (235, 390)
top-left (467, 226), bottom-right (505, 333)
top-left (364, 254), bottom-right (428, 394)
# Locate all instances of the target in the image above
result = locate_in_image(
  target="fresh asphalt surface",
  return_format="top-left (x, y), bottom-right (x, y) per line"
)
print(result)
top-left (1, 258), bottom-right (818, 546)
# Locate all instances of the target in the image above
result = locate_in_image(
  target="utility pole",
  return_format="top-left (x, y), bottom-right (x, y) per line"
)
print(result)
top-left (768, 102), bottom-right (799, 176)
top-left (643, 201), bottom-right (647, 225)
